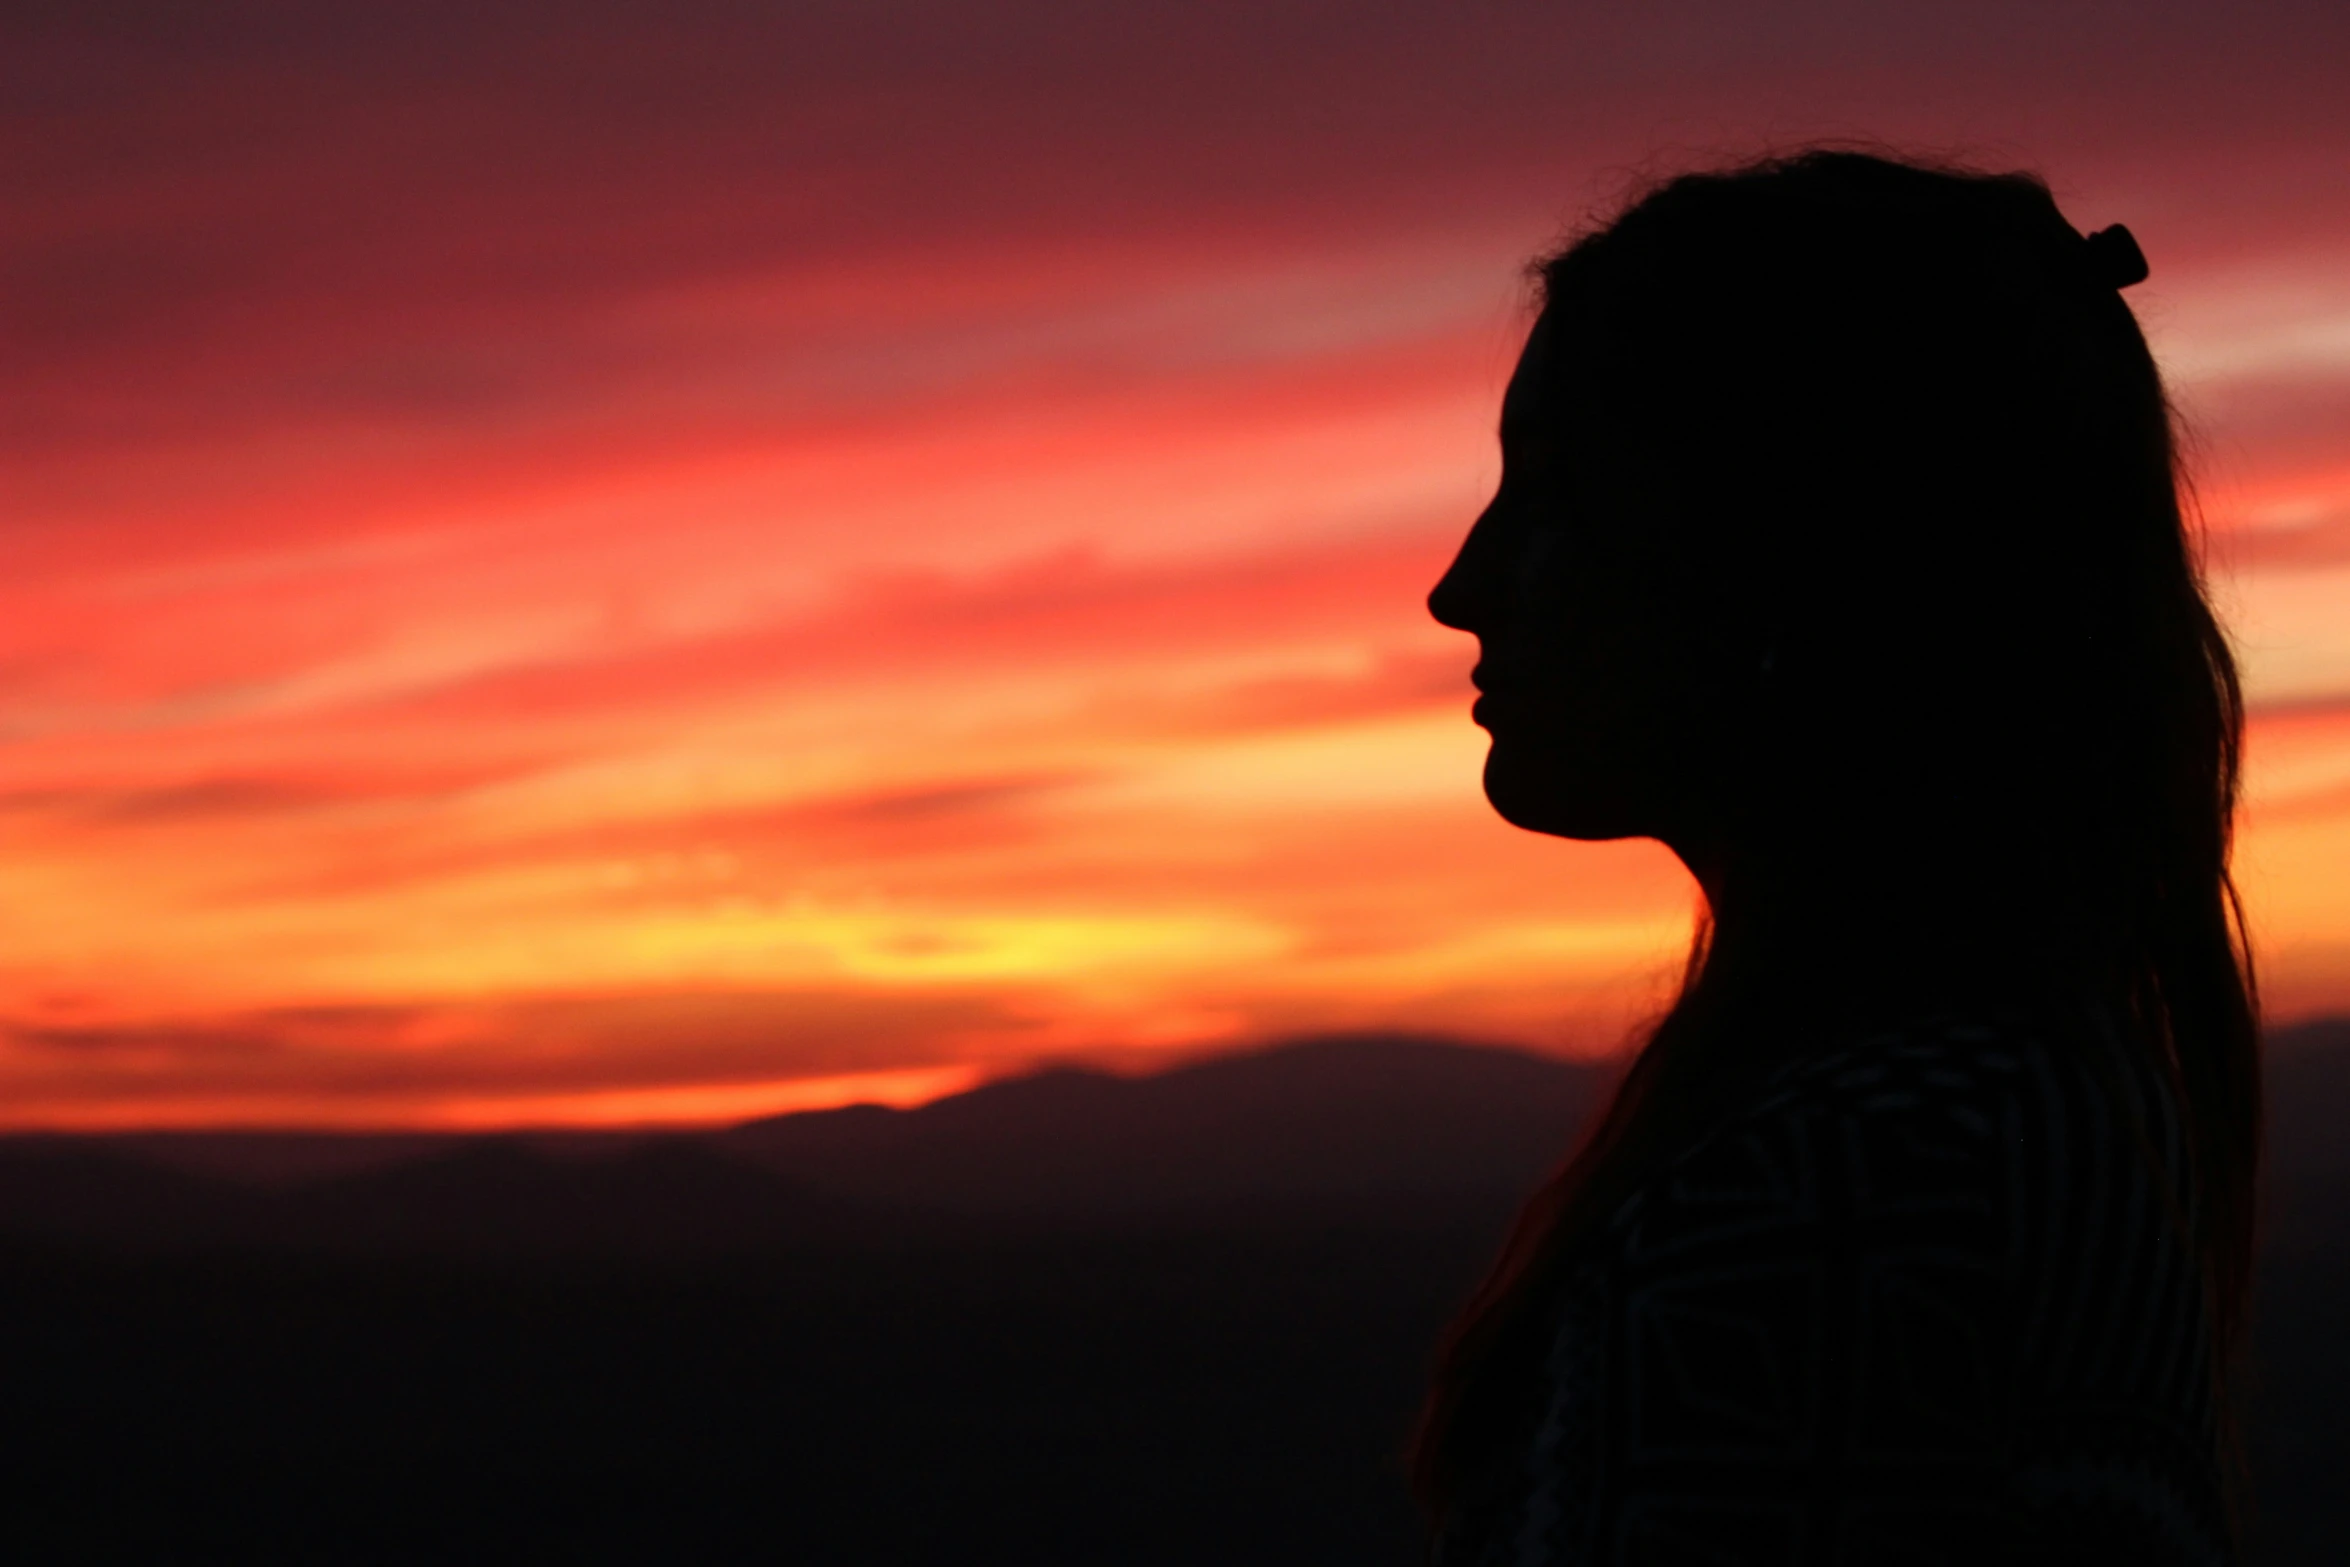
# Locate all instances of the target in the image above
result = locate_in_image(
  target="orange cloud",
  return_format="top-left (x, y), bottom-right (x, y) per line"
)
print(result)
top-left (8, 1), bottom-right (2350, 1125)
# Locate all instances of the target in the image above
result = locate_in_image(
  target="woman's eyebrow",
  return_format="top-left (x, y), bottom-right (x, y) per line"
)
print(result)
top-left (1496, 387), bottom-right (1533, 449)
top-left (1497, 415), bottom-right (1563, 478)
top-left (1495, 374), bottom-right (1555, 456)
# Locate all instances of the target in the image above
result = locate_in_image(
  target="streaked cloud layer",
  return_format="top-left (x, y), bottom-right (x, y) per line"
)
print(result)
top-left (7, 0), bottom-right (2350, 1124)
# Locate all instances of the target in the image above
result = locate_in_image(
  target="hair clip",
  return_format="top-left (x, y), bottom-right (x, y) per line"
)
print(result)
top-left (2083, 224), bottom-right (2150, 290)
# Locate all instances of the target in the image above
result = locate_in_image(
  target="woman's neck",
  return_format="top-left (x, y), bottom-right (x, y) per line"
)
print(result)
top-left (1687, 842), bottom-right (2092, 1035)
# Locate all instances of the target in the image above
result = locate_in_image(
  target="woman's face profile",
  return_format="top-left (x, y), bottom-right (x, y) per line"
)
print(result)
top-left (1428, 308), bottom-right (1717, 853)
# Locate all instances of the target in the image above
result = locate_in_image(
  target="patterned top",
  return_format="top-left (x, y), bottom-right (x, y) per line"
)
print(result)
top-left (1434, 1012), bottom-right (2233, 1566)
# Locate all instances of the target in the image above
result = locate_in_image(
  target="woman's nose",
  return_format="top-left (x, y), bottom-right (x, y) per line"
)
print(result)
top-left (1428, 560), bottom-right (1476, 632)
top-left (1428, 504), bottom-right (1504, 632)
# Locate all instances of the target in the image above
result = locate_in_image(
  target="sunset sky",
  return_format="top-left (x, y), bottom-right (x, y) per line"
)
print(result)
top-left (8, 0), bottom-right (2350, 1127)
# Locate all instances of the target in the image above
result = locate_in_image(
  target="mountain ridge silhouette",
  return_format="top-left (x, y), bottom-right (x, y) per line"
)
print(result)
top-left (1, 1020), bottom-right (2343, 1256)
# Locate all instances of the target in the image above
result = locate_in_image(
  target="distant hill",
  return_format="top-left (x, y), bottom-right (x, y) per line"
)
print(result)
top-left (2266, 1014), bottom-right (2350, 1252)
top-left (0, 1032), bottom-right (1603, 1256)
top-left (2269, 1013), bottom-right (2350, 1177)
top-left (717, 1032), bottom-right (1606, 1219)
top-left (0, 1019), bottom-right (2342, 1255)
top-left (0, 1131), bottom-right (867, 1258)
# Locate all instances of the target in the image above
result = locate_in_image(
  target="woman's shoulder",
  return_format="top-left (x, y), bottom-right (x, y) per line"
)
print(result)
top-left (1598, 1006), bottom-right (2182, 1273)
top-left (1457, 1009), bottom-right (2230, 1567)
top-left (1745, 1006), bottom-right (2119, 1129)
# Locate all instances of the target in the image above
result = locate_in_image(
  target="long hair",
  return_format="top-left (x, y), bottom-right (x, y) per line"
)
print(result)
top-left (1413, 150), bottom-right (2261, 1519)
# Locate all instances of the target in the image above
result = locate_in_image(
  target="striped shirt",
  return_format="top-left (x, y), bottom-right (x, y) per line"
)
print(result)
top-left (1435, 1011), bottom-right (2233, 1566)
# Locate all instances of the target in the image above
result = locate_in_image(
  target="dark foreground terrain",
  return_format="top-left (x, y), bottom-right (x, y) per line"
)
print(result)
top-left (2, 1026), bottom-right (2345, 1565)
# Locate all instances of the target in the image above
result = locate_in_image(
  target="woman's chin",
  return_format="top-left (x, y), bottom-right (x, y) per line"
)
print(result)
top-left (1480, 755), bottom-right (1638, 841)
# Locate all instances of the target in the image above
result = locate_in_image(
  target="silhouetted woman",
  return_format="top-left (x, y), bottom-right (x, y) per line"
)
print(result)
top-left (1419, 151), bottom-right (2259, 1565)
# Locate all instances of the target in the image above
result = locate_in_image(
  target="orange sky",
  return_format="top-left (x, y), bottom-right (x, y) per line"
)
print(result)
top-left (7, 1), bottom-right (2350, 1127)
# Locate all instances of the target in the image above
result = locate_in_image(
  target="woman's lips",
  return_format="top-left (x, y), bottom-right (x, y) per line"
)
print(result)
top-left (1469, 662), bottom-right (1520, 727)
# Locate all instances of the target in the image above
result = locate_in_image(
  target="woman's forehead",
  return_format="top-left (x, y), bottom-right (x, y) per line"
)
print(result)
top-left (1499, 312), bottom-right (1566, 448)
top-left (1500, 307), bottom-right (1617, 455)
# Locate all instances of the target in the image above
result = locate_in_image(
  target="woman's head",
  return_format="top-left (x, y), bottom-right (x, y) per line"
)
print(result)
top-left (1417, 148), bottom-right (2259, 1520)
top-left (1433, 150), bottom-right (2234, 988)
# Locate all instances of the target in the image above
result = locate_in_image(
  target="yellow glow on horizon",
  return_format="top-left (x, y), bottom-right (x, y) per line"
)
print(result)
top-left (0, 1064), bottom-right (989, 1134)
